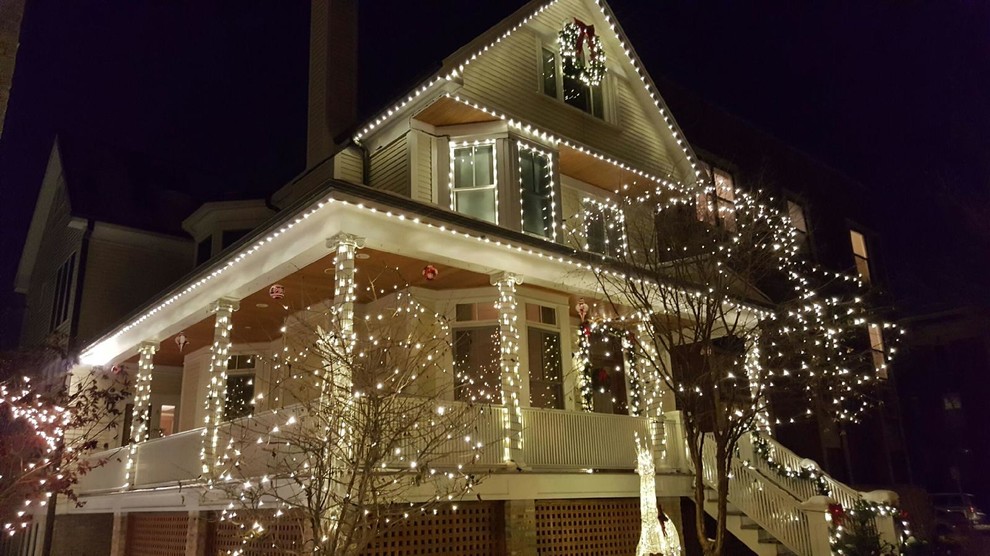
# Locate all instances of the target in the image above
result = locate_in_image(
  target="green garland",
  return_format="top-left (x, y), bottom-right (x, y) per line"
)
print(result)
top-left (558, 21), bottom-right (607, 87)
top-left (751, 433), bottom-right (831, 496)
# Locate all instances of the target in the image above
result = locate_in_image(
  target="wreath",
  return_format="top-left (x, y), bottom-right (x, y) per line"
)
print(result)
top-left (558, 19), bottom-right (607, 87)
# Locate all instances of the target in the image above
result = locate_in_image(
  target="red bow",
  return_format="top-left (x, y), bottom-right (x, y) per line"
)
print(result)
top-left (573, 18), bottom-right (597, 58)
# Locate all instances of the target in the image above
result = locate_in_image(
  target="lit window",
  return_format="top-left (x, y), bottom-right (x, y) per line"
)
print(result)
top-left (518, 143), bottom-right (556, 239)
top-left (787, 200), bottom-right (810, 252)
top-left (526, 304), bottom-right (562, 410)
top-left (225, 355), bottom-right (257, 421)
top-left (159, 405), bottom-right (176, 437)
top-left (696, 164), bottom-right (736, 231)
top-left (541, 47), bottom-right (604, 119)
top-left (50, 253), bottom-right (76, 332)
top-left (451, 142), bottom-right (497, 224)
top-left (588, 331), bottom-right (628, 415)
top-left (849, 230), bottom-right (871, 283)
top-left (585, 203), bottom-right (626, 257)
top-left (868, 324), bottom-right (886, 379)
top-left (453, 302), bottom-right (501, 404)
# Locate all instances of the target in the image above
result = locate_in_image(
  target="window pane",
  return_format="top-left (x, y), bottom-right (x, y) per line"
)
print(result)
top-left (787, 200), bottom-right (807, 233)
top-left (540, 306), bottom-right (556, 326)
top-left (590, 82), bottom-right (604, 118)
top-left (473, 145), bottom-right (494, 187)
top-left (224, 374), bottom-right (255, 421)
top-left (850, 230), bottom-right (869, 258)
top-left (453, 147), bottom-right (474, 189)
top-left (718, 199), bottom-right (737, 232)
top-left (528, 330), bottom-right (563, 409)
top-left (456, 303), bottom-right (475, 322)
top-left (455, 188), bottom-right (496, 223)
top-left (696, 192), bottom-right (715, 225)
top-left (542, 48), bottom-right (557, 98)
top-left (714, 168), bottom-right (734, 201)
top-left (855, 256), bottom-right (871, 283)
top-left (453, 327), bottom-right (501, 404)
top-left (587, 210), bottom-right (607, 254)
top-left (562, 60), bottom-right (590, 113)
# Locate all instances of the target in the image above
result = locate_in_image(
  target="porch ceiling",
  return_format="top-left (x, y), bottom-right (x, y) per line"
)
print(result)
top-left (414, 96), bottom-right (501, 127)
top-left (145, 249), bottom-right (491, 367)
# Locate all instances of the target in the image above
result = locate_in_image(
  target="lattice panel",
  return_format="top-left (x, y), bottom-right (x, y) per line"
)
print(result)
top-left (127, 512), bottom-right (189, 556)
top-left (208, 511), bottom-right (305, 555)
top-left (535, 498), bottom-right (640, 555)
top-left (361, 502), bottom-right (503, 556)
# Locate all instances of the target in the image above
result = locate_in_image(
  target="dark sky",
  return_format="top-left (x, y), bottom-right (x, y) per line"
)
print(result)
top-left (1, 0), bottom-right (988, 348)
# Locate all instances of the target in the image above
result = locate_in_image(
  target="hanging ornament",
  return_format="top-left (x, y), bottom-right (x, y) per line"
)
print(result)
top-left (422, 264), bottom-right (439, 281)
top-left (576, 298), bottom-right (589, 322)
top-left (175, 332), bottom-right (189, 352)
top-left (269, 283), bottom-right (285, 300)
top-left (558, 18), bottom-right (607, 87)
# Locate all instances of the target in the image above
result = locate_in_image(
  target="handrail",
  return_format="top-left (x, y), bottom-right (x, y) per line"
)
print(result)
top-left (743, 432), bottom-right (860, 509)
top-left (702, 433), bottom-right (813, 556)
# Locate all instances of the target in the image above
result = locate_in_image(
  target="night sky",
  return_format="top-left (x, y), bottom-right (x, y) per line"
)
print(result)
top-left (1, 1), bottom-right (988, 349)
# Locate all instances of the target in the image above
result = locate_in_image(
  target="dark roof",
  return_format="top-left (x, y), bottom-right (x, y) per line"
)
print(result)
top-left (56, 134), bottom-right (241, 237)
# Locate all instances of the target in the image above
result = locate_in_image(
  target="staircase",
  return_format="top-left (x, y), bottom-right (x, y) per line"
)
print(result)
top-left (662, 417), bottom-right (901, 556)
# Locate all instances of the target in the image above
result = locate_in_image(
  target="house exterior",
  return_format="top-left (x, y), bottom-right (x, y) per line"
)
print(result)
top-left (7, 1), bottom-right (907, 555)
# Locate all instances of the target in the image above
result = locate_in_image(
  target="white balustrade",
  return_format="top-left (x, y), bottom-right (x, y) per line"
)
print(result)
top-left (521, 408), bottom-right (651, 470)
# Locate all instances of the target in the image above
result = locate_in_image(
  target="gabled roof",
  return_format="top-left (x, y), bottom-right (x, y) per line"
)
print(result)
top-left (353, 0), bottom-right (701, 185)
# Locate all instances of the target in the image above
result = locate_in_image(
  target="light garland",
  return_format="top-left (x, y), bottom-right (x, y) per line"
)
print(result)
top-left (493, 273), bottom-right (524, 463)
top-left (201, 298), bottom-right (238, 480)
top-left (635, 433), bottom-right (681, 556)
top-left (125, 342), bottom-right (158, 487)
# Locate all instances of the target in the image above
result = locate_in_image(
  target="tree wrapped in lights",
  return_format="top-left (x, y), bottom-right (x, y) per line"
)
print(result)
top-left (567, 179), bottom-right (896, 556)
top-left (214, 286), bottom-right (491, 556)
top-left (0, 340), bottom-right (129, 537)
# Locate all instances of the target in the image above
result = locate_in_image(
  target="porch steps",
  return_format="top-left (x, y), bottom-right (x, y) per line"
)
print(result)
top-left (701, 489), bottom-right (797, 556)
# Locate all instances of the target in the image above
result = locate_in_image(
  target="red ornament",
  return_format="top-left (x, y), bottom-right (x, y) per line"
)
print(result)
top-left (827, 503), bottom-right (845, 524)
top-left (269, 284), bottom-right (285, 300)
top-left (422, 264), bottom-right (438, 281)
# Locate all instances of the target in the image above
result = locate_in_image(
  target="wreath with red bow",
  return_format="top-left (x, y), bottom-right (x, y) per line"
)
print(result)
top-left (558, 19), bottom-right (607, 87)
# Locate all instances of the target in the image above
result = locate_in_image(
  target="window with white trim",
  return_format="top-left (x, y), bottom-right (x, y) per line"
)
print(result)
top-left (224, 354), bottom-right (256, 421)
top-left (49, 253), bottom-right (76, 332)
top-left (450, 141), bottom-right (498, 224)
top-left (541, 47), bottom-right (605, 119)
top-left (517, 142), bottom-right (556, 239)
top-left (787, 199), bottom-right (810, 253)
top-left (868, 324), bottom-right (886, 379)
top-left (585, 202), bottom-right (626, 257)
top-left (850, 230), bottom-right (871, 284)
top-left (697, 163), bottom-right (737, 231)
top-left (526, 303), bottom-right (563, 410)
top-left (452, 302), bottom-right (501, 404)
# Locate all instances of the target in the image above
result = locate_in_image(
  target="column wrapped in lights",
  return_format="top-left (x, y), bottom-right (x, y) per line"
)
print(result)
top-left (492, 272), bottom-right (524, 465)
top-left (326, 233), bottom-right (364, 392)
top-left (201, 297), bottom-right (239, 479)
top-left (125, 341), bottom-right (157, 487)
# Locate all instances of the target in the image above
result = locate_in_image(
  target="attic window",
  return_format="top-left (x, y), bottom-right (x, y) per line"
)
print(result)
top-left (50, 253), bottom-right (76, 332)
top-left (542, 47), bottom-right (604, 119)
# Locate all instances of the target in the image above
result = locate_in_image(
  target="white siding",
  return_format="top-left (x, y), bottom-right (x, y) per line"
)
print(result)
top-left (459, 0), bottom-right (692, 183)
top-left (332, 146), bottom-right (364, 184)
top-left (409, 129), bottom-right (433, 204)
top-left (369, 134), bottom-right (410, 196)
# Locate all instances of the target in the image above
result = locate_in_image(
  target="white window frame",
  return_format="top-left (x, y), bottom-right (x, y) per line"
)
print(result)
top-left (449, 139), bottom-right (499, 225)
top-left (538, 43), bottom-right (611, 121)
top-left (583, 198), bottom-right (627, 258)
top-left (516, 141), bottom-right (558, 241)
top-left (849, 229), bottom-right (872, 284)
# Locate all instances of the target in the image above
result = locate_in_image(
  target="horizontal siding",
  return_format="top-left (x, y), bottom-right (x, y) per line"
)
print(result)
top-left (460, 0), bottom-right (688, 183)
top-left (413, 130), bottom-right (433, 204)
top-left (333, 148), bottom-right (364, 184)
top-left (76, 236), bottom-right (192, 345)
top-left (369, 134), bottom-right (409, 196)
top-left (21, 178), bottom-right (83, 347)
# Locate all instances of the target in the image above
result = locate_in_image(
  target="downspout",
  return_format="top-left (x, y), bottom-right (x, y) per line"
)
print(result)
top-left (355, 139), bottom-right (371, 185)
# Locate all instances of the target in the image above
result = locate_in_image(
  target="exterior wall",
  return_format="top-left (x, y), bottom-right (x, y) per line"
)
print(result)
top-left (459, 0), bottom-right (693, 183)
top-left (409, 129), bottom-right (433, 204)
top-left (178, 347), bottom-right (210, 433)
top-left (19, 177), bottom-right (84, 348)
top-left (368, 133), bottom-right (410, 196)
top-left (332, 145), bottom-right (364, 184)
top-left (51, 513), bottom-right (113, 556)
top-left (149, 366), bottom-right (183, 437)
top-left (76, 226), bottom-right (192, 346)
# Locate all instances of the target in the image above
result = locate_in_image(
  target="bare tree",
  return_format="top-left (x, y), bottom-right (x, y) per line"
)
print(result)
top-left (568, 182), bottom-right (892, 556)
top-left (0, 339), bottom-right (129, 537)
top-left (214, 288), bottom-right (491, 556)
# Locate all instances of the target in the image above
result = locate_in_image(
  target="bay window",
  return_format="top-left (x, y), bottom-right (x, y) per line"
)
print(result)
top-left (518, 143), bottom-right (556, 239)
top-left (451, 142), bottom-right (498, 224)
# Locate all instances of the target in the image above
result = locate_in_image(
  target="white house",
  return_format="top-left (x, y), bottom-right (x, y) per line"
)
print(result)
top-left (8, 1), bottom-right (903, 554)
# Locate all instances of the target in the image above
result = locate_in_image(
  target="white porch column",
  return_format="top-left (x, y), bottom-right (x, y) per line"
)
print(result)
top-left (326, 232), bottom-right (364, 392)
top-left (492, 272), bottom-right (525, 466)
top-left (201, 298), bottom-right (239, 479)
top-left (125, 341), bottom-right (157, 487)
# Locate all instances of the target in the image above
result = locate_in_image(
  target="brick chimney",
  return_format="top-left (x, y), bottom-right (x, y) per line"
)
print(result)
top-left (307, 0), bottom-right (357, 169)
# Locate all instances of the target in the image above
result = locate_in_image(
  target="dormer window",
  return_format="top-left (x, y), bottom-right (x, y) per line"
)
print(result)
top-left (450, 141), bottom-right (498, 224)
top-left (541, 47), bottom-right (605, 119)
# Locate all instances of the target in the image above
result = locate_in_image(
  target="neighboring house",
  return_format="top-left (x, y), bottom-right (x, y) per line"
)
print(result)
top-left (8, 1), bottom-right (908, 555)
